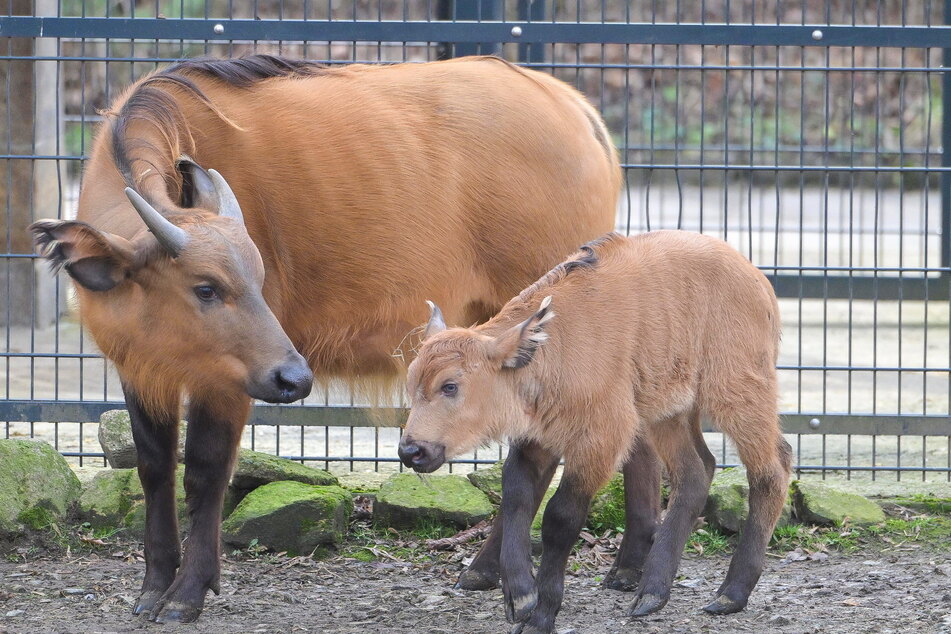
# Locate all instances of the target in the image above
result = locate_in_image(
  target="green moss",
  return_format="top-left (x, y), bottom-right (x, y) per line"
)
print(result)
top-left (588, 474), bottom-right (625, 532)
top-left (17, 506), bottom-right (55, 530)
top-left (222, 481), bottom-right (353, 555)
top-left (231, 450), bottom-right (338, 492)
top-left (793, 480), bottom-right (886, 527)
top-left (374, 474), bottom-right (493, 530)
top-left (0, 439), bottom-right (82, 537)
top-left (892, 495), bottom-right (951, 515)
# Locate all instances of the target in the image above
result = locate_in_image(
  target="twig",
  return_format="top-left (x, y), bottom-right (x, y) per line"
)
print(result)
top-left (424, 520), bottom-right (493, 551)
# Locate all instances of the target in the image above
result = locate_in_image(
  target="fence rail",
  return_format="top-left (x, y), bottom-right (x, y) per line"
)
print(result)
top-left (1, 0), bottom-right (949, 481)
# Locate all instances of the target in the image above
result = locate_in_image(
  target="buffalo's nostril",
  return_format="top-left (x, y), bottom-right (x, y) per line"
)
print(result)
top-left (398, 443), bottom-right (427, 468)
top-left (272, 359), bottom-right (313, 401)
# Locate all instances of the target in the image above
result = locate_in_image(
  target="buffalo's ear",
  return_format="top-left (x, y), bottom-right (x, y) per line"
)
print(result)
top-left (177, 156), bottom-right (217, 210)
top-left (29, 220), bottom-right (135, 292)
top-left (489, 295), bottom-right (555, 369)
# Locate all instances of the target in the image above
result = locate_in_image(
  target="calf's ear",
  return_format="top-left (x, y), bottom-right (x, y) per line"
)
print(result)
top-left (29, 220), bottom-right (135, 292)
top-left (490, 295), bottom-right (555, 369)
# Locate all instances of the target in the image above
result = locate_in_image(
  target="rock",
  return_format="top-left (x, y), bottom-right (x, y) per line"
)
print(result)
top-left (768, 614), bottom-right (791, 626)
top-left (792, 480), bottom-right (886, 527)
top-left (221, 481), bottom-right (352, 555)
top-left (0, 439), bottom-right (82, 537)
top-left (467, 461), bottom-right (503, 503)
top-left (77, 469), bottom-right (138, 529)
top-left (231, 449), bottom-right (338, 493)
top-left (122, 468), bottom-right (188, 536)
top-left (77, 467), bottom-right (188, 536)
top-left (532, 487), bottom-right (557, 534)
top-left (704, 467), bottom-right (793, 533)
top-left (374, 473), bottom-right (494, 530)
top-left (97, 410), bottom-right (186, 469)
top-left (336, 471), bottom-right (390, 497)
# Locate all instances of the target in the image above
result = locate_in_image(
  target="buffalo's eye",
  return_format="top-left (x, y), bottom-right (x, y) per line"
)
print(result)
top-left (440, 382), bottom-right (458, 397)
top-left (194, 285), bottom-right (220, 303)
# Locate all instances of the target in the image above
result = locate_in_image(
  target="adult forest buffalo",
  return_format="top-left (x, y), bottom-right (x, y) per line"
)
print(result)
top-left (30, 55), bottom-right (619, 622)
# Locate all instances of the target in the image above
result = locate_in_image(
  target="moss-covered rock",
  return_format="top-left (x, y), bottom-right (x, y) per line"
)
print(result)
top-left (792, 480), bottom-right (886, 527)
top-left (467, 462), bottom-right (504, 504)
top-left (337, 472), bottom-right (390, 497)
top-left (97, 410), bottom-right (186, 469)
top-left (221, 481), bottom-right (352, 555)
top-left (231, 450), bottom-right (338, 492)
top-left (77, 466), bottom-right (188, 536)
top-left (0, 439), bottom-right (82, 537)
top-left (531, 487), bottom-right (558, 535)
top-left (78, 469), bottom-right (138, 529)
top-left (703, 468), bottom-right (793, 533)
top-left (374, 474), bottom-right (493, 530)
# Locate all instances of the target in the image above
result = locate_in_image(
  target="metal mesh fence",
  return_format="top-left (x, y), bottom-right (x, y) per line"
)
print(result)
top-left (0, 0), bottom-right (949, 481)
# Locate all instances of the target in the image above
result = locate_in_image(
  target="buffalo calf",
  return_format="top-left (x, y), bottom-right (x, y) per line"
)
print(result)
top-left (400, 231), bottom-right (792, 633)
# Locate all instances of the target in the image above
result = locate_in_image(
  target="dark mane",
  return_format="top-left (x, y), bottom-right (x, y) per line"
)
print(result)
top-left (517, 232), bottom-right (620, 300)
top-left (110, 55), bottom-right (326, 193)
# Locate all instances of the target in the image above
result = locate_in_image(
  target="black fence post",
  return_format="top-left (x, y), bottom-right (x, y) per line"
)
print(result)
top-left (517, 0), bottom-right (546, 64)
top-left (435, 0), bottom-right (502, 60)
top-left (942, 0), bottom-right (951, 271)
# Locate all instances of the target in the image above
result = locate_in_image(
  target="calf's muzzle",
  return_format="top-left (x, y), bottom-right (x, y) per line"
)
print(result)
top-left (398, 437), bottom-right (446, 473)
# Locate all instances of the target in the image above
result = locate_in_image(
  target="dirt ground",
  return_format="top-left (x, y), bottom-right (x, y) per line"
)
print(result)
top-left (1, 537), bottom-right (949, 634)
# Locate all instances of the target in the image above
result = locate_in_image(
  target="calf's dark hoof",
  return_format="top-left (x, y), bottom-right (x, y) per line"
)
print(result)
top-left (152, 601), bottom-right (202, 624)
top-left (603, 566), bottom-right (642, 592)
top-left (504, 588), bottom-right (538, 624)
top-left (455, 567), bottom-right (500, 591)
top-left (702, 592), bottom-right (748, 615)
top-left (627, 592), bottom-right (669, 617)
top-left (132, 590), bottom-right (163, 615)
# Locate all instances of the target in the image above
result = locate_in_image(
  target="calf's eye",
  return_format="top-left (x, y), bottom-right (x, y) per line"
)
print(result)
top-left (194, 285), bottom-right (220, 302)
top-left (440, 382), bottom-right (458, 397)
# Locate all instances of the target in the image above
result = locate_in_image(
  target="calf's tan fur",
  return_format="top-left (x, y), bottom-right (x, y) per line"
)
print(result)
top-left (401, 230), bottom-right (792, 633)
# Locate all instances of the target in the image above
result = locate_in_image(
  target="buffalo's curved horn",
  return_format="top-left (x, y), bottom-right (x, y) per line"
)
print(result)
top-left (423, 300), bottom-right (447, 340)
top-left (124, 187), bottom-right (189, 257)
top-left (208, 169), bottom-right (245, 225)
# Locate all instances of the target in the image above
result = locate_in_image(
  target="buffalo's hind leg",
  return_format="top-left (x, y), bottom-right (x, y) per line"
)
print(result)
top-left (628, 412), bottom-right (714, 617)
top-left (704, 416), bottom-right (792, 615)
top-left (603, 436), bottom-right (661, 592)
top-left (151, 394), bottom-right (247, 624)
top-left (457, 440), bottom-right (559, 592)
top-left (124, 385), bottom-right (182, 617)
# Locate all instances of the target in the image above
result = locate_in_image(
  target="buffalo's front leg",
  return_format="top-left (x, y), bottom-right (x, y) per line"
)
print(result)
top-left (500, 442), bottom-right (560, 624)
top-left (151, 395), bottom-right (247, 624)
top-left (457, 441), bottom-right (558, 591)
top-left (125, 384), bottom-right (182, 616)
top-left (513, 472), bottom-right (599, 634)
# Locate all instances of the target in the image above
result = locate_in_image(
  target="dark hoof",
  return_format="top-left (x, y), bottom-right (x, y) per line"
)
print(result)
top-left (628, 592), bottom-right (669, 617)
top-left (603, 566), bottom-right (642, 592)
top-left (504, 589), bottom-right (538, 624)
top-left (153, 601), bottom-right (202, 624)
top-left (132, 590), bottom-right (163, 616)
top-left (702, 593), bottom-right (748, 615)
top-left (455, 567), bottom-right (500, 591)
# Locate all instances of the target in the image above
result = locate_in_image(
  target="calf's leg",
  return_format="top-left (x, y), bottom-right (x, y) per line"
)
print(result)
top-left (458, 441), bottom-right (559, 591)
top-left (150, 394), bottom-right (247, 624)
top-left (124, 385), bottom-right (181, 616)
top-left (603, 437), bottom-right (661, 591)
top-left (629, 412), bottom-right (714, 617)
top-left (513, 467), bottom-right (609, 634)
top-left (704, 426), bottom-right (792, 614)
top-left (500, 441), bottom-right (561, 623)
